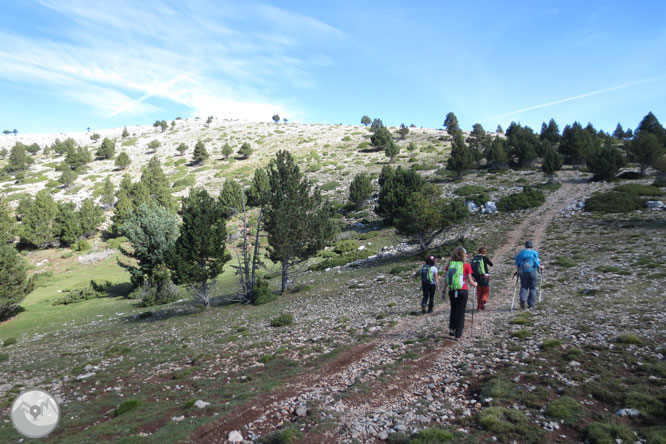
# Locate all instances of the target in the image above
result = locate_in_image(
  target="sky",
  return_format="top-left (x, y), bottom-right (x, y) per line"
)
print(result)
top-left (1, 0), bottom-right (666, 134)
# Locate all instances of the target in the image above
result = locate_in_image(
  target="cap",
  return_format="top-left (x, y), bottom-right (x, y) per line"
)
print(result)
top-left (525, 240), bottom-right (533, 248)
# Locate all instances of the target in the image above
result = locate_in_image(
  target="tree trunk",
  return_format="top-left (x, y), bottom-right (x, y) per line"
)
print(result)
top-left (281, 260), bottom-right (289, 294)
top-left (202, 278), bottom-right (209, 308)
top-left (250, 209), bottom-right (262, 293)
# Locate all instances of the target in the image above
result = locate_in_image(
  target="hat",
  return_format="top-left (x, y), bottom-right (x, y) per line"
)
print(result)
top-left (525, 240), bottom-right (533, 248)
top-left (429, 255), bottom-right (436, 262)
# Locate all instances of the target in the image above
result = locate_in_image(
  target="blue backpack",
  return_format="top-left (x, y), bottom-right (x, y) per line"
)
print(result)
top-left (421, 265), bottom-right (434, 285)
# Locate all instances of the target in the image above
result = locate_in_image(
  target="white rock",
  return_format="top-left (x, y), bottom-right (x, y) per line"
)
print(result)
top-left (228, 430), bottom-right (243, 442)
top-left (296, 406), bottom-right (308, 417)
top-left (617, 408), bottom-right (640, 417)
top-left (171, 415), bottom-right (185, 422)
top-left (647, 201), bottom-right (665, 210)
top-left (194, 400), bottom-right (210, 409)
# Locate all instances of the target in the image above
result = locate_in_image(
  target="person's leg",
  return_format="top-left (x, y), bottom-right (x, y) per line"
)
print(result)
top-left (528, 270), bottom-right (538, 308)
top-left (421, 285), bottom-right (428, 313)
top-left (427, 285), bottom-right (435, 312)
top-left (454, 290), bottom-right (468, 339)
top-left (478, 285), bottom-right (489, 310)
top-left (519, 272), bottom-right (528, 308)
top-left (448, 291), bottom-right (455, 334)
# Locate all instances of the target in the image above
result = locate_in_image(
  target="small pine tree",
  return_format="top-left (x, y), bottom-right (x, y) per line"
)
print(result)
top-left (272, 114), bottom-right (280, 124)
top-left (541, 145), bottom-right (564, 181)
top-left (141, 156), bottom-right (175, 211)
top-left (361, 115), bottom-right (371, 126)
top-left (79, 198), bottom-right (104, 238)
top-left (101, 177), bottom-right (115, 209)
top-left (496, 125), bottom-right (504, 134)
top-left (147, 139), bottom-right (161, 152)
top-left (115, 151), bottom-right (131, 170)
top-left (370, 118), bottom-right (384, 132)
top-left (90, 133), bottom-right (101, 142)
top-left (5, 143), bottom-right (33, 173)
top-left (397, 123), bottom-right (409, 140)
top-left (0, 245), bottom-right (34, 320)
top-left (385, 140), bottom-right (400, 162)
top-left (176, 143), bottom-right (188, 156)
top-left (56, 202), bottom-right (82, 246)
top-left (160, 120), bottom-right (168, 132)
top-left (17, 190), bottom-right (59, 249)
top-left (371, 127), bottom-right (393, 150)
top-left (247, 168), bottom-right (270, 207)
top-left (96, 137), bottom-right (116, 159)
top-left (447, 132), bottom-right (475, 178)
top-left (628, 132), bottom-right (663, 175)
top-left (0, 198), bottom-right (16, 245)
top-left (587, 143), bottom-right (626, 181)
top-left (221, 143), bottom-right (233, 159)
top-left (59, 168), bottom-right (77, 188)
top-left (443, 112), bottom-right (460, 136)
top-left (349, 173), bottom-right (372, 208)
top-left (219, 179), bottom-right (243, 217)
top-left (0, 148), bottom-right (7, 159)
top-left (122, 126), bottom-right (129, 138)
top-left (237, 142), bottom-right (253, 159)
top-left (169, 188), bottom-right (231, 307)
top-left (192, 141), bottom-right (209, 165)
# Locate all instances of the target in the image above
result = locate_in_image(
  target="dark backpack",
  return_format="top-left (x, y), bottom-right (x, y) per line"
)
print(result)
top-left (421, 265), bottom-right (434, 285)
top-left (470, 255), bottom-right (486, 279)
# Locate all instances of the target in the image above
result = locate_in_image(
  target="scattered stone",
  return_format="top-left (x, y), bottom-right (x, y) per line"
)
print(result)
top-left (228, 430), bottom-right (243, 442)
top-left (617, 408), bottom-right (640, 417)
top-left (171, 415), bottom-right (185, 422)
top-left (194, 400), bottom-right (210, 409)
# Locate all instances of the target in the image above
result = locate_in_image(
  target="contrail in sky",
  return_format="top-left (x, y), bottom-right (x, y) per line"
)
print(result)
top-left (490, 76), bottom-right (664, 120)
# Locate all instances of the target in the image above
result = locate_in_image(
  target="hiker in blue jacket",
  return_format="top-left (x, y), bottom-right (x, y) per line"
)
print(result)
top-left (514, 240), bottom-right (544, 309)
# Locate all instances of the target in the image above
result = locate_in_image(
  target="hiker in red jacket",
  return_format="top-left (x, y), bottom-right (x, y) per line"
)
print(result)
top-left (471, 247), bottom-right (493, 310)
top-left (442, 246), bottom-right (477, 340)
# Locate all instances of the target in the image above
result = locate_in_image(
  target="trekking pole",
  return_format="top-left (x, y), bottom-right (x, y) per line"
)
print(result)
top-left (510, 272), bottom-right (518, 311)
top-left (538, 268), bottom-right (544, 303)
top-left (470, 285), bottom-right (476, 338)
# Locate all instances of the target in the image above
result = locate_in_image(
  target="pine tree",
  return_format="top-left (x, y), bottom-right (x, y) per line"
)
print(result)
top-left (247, 168), bottom-right (270, 207)
top-left (349, 173), bottom-right (372, 208)
top-left (177, 143), bottom-right (188, 156)
top-left (393, 185), bottom-right (468, 251)
top-left (110, 174), bottom-right (135, 235)
top-left (628, 132), bottom-right (662, 175)
top-left (397, 123), bottom-right (409, 140)
top-left (160, 120), bottom-right (168, 132)
top-left (221, 143), bottom-right (233, 159)
top-left (264, 150), bottom-right (335, 293)
top-left (5, 143), bottom-right (33, 173)
top-left (0, 245), bottom-right (34, 320)
top-left (272, 114), bottom-right (280, 124)
top-left (587, 142), bottom-right (626, 181)
top-left (119, 203), bottom-right (179, 287)
top-left (540, 118), bottom-right (561, 145)
top-left (376, 165), bottom-right (425, 222)
top-left (0, 148), bottom-right (8, 160)
top-left (169, 188), bottom-right (231, 307)
top-left (384, 140), bottom-right (400, 162)
top-left (96, 137), bottom-right (116, 159)
top-left (443, 112), bottom-right (460, 136)
top-left (141, 156), bottom-right (175, 211)
top-left (79, 198), bottom-right (104, 238)
top-left (115, 152), bottom-right (131, 170)
top-left (100, 177), bottom-right (115, 209)
top-left (192, 141), bottom-right (209, 164)
top-left (59, 168), bottom-right (77, 188)
top-left (559, 121), bottom-right (600, 165)
top-left (469, 123), bottom-right (490, 161)
top-left (612, 123), bottom-right (626, 140)
top-left (485, 137), bottom-right (509, 170)
top-left (0, 198), bottom-right (16, 244)
top-left (56, 202), bottom-right (82, 246)
top-left (147, 139), bottom-right (161, 152)
top-left (122, 126), bottom-right (129, 138)
top-left (17, 190), bottom-right (59, 248)
top-left (361, 115), bottom-right (371, 126)
top-left (541, 145), bottom-right (564, 182)
top-left (506, 122), bottom-right (540, 167)
top-left (218, 179), bottom-right (243, 217)
top-left (635, 111), bottom-right (666, 146)
top-left (370, 118), bottom-right (384, 132)
top-left (371, 127), bottom-right (393, 150)
top-left (237, 142), bottom-right (253, 159)
top-left (447, 132), bottom-right (475, 178)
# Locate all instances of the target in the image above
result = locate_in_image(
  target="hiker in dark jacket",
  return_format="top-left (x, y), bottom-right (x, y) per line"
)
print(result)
top-left (420, 255), bottom-right (438, 313)
top-left (514, 240), bottom-right (544, 309)
top-left (471, 247), bottom-right (493, 310)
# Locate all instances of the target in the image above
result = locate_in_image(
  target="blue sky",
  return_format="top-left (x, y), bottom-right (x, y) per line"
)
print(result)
top-left (1, 0), bottom-right (665, 134)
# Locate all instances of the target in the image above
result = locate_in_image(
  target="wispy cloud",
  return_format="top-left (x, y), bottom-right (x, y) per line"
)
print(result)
top-left (1, 1), bottom-right (344, 121)
top-left (490, 77), bottom-right (665, 120)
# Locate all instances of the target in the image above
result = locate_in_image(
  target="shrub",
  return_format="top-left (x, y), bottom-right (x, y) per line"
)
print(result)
top-left (321, 180), bottom-right (340, 191)
top-left (53, 285), bottom-right (102, 305)
top-left (615, 332), bottom-right (643, 345)
top-left (410, 428), bottom-right (454, 443)
top-left (496, 186), bottom-right (545, 212)
top-left (511, 330), bottom-right (530, 339)
top-left (3, 337), bottom-right (17, 347)
top-left (252, 278), bottom-right (277, 305)
top-left (257, 426), bottom-right (302, 444)
top-left (586, 421), bottom-right (634, 444)
top-left (334, 239), bottom-right (359, 254)
top-left (585, 191), bottom-right (645, 213)
top-left (545, 396), bottom-right (582, 422)
top-left (72, 240), bottom-right (91, 252)
top-left (540, 338), bottom-right (563, 350)
top-left (481, 377), bottom-right (516, 401)
top-left (138, 281), bottom-right (181, 307)
top-left (270, 313), bottom-right (294, 327)
top-left (613, 184), bottom-right (664, 197)
top-left (564, 347), bottom-right (583, 361)
top-left (0, 353), bottom-right (8, 362)
top-left (454, 184), bottom-right (485, 196)
top-left (477, 407), bottom-right (528, 433)
top-left (115, 399), bottom-right (142, 416)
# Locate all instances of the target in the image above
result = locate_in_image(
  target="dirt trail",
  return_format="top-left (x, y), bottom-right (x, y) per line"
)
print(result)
top-left (189, 169), bottom-right (591, 443)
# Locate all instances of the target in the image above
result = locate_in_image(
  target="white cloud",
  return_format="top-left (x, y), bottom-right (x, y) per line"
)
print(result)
top-left (2, 1), bottom-right (344, 122)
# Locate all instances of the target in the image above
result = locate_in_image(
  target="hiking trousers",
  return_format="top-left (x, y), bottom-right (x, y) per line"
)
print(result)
top-left (519, 270), bottom-right (538, 308)
top-left (422, 284), bottom-right (436, 312)
top-left (477, 285), bottom-right (489, 310)
top-left (448, 289), bottom-right (468, 339)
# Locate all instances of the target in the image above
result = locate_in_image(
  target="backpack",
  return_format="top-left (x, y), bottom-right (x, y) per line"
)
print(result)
top-left (519, 254), bottom-right (535, 273)
top-left (470, 255), bottom-right (486, 279)
top-left (421, 265), bottom-right (434, 285)
top-left (446, 261), bottom-right (465, 290)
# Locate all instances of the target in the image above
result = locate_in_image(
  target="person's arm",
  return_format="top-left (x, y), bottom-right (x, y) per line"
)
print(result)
top-left (467, 273), bottom-right (477, 288)
top-left (484, 256), bottom-right (493, 268)
top-left (434, 271), bottom-right (439, 289)
top-left (534, 251), bottom-right (543, 270)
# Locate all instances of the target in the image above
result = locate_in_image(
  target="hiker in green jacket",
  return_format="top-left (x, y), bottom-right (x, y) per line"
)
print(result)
top-left (442, 247), bottom-right (477, 340)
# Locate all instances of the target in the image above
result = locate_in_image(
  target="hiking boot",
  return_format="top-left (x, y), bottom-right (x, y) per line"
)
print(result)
top-left (421, 305), bottom-right (426, 314)
top-left (427, 308), bottom-right (433, 313)
top-left (520, 300), bottom-right (525, 309)
top-left (449, 329), bottom-right (455, 337)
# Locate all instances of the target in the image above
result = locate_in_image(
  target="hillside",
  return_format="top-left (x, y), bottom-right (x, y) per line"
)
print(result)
top-left (0, 121), bottom-right (665, 444)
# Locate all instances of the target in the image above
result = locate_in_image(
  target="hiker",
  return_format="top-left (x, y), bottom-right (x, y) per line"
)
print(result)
top-left (471, 247), bottom-right (493, 311)
top-left (442, 247), bottom-right (477, 340)
top-left (420, 255), bottom-right (438, 313)
top-left (514, 240), bottom-right (544, 309)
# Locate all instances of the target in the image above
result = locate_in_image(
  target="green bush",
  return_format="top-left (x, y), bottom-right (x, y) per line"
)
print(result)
top-left (334, 239), bottom-right (359, 254)
top-left (72, 239), bottom-right (91, 252)
top-left (481, 377), bottom-right (517, 401)
top-left (410, 427), bottom-right (454, 443)
top-left (0, 353), bottom-right (8, 362)
top-left (496, 186), bottom-right (545, 212)
top-left (564, 347), bottom-right (583, 361)
top-left (553, 256), bottom-right (576, 268)
top-left (270, 313), bottom-right (294, 327)
top-left (511, 330), bottom-right (530, 339)
top-left (115, 399), bottom-right (142, 416)
top-left (257, 427), bottom-right (303, 444)
top-left (454, 184), bottom-right (486, 196)
top-left (545, 396), bottom-right (582, 422)
top-left (615, 333), bottom-right (643, 345)
top-left (585, 191), bottom-right (645, 213)
top-left (253, 278), bottom-right (277, 305)
top-left (586, 421), bottom-right (635, 444)
top-left (53, 285), bottom-right (103, 305)
top-left (613, 184), bottom-right (665, 197)
top-left (321, 180), bottom-right (340, 191)
top-left (477, 407), bottom-right (528, 433)
top-left (3, 337), bottom-right (17, 347)
top-left (624, 391), bottom-right (665, 424)
top-left (172, 174), bottom-right (196, 192)
top-left (535, 182), bottom-right (562, 191)
top-left (540, 338), bottom-right (563, 350)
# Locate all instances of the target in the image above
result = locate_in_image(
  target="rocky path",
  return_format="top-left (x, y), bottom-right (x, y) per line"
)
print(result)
top-left (190, 170), bottom-right (593, 444)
